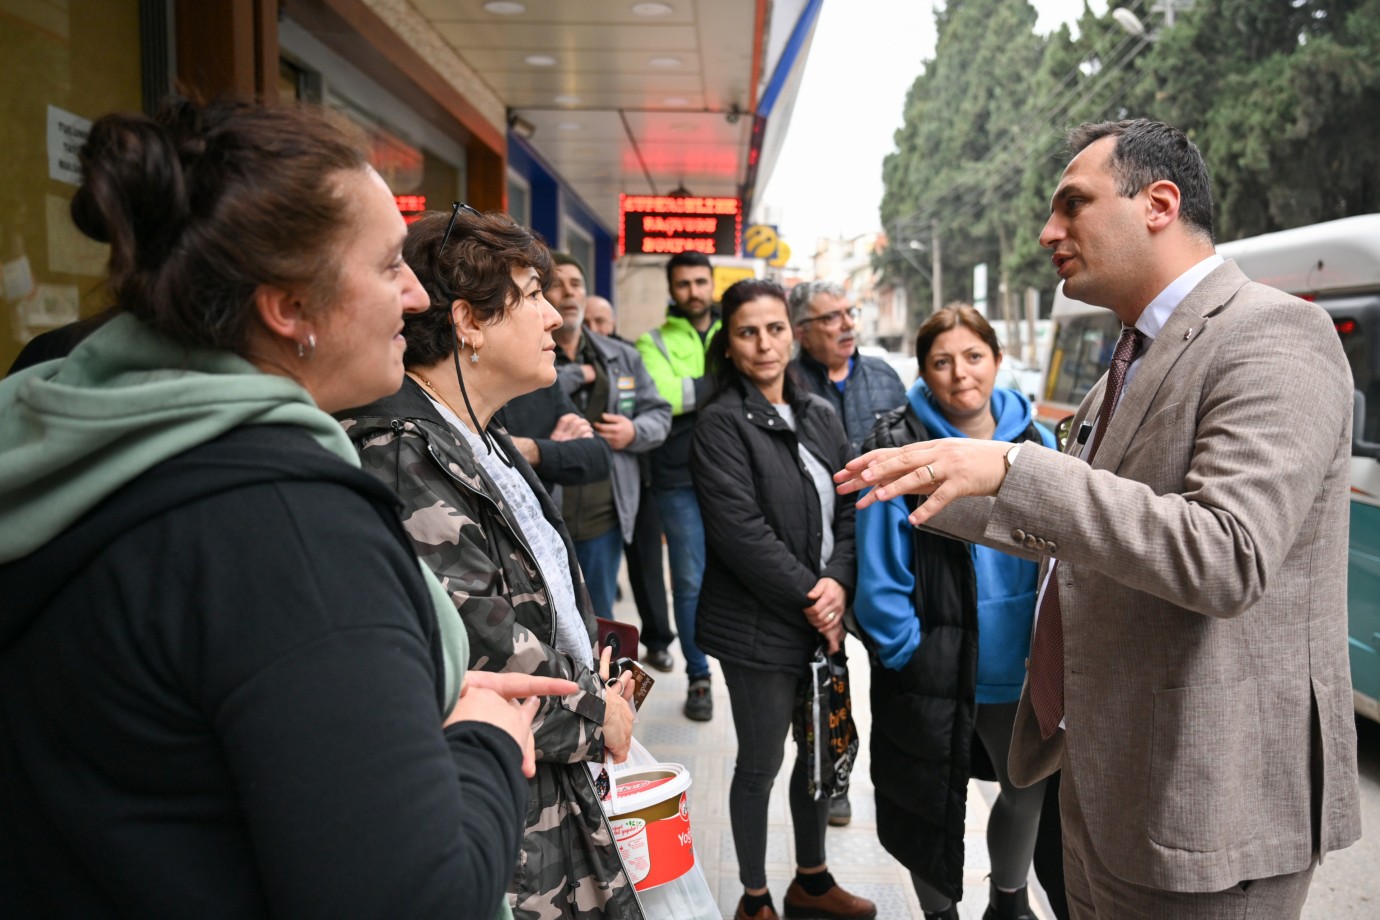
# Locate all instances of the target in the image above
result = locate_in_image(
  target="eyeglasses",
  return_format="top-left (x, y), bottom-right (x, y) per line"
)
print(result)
top-left (798, 306), bottom-right (860, 329)
top-left (439, 201), bottom-right (482, 250)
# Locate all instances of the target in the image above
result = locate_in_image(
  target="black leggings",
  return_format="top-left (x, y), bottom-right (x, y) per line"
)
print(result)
top-left (911, 701), bottom-right (1048, 912)
top-left (722, 661), bottom-right (830, 890)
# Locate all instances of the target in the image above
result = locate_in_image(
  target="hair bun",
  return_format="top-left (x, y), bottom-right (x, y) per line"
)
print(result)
top-left (70, 112), bottom-right (191, 272)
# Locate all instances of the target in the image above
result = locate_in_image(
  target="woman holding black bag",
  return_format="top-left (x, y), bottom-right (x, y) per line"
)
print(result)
top-left (690, 279), bottom-right (874, 920)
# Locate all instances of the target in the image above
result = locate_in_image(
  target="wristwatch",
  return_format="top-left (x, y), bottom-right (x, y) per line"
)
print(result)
top-left (1004, 443), bottom-right (1022, 473)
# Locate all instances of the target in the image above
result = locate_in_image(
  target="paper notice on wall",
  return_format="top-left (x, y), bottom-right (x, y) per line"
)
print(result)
top-left (20, 284), bottom-right (80, 329)
top-left (48, 105), bottom-right (92, 186)
top-left (3, 256), bottom-right (35, 302)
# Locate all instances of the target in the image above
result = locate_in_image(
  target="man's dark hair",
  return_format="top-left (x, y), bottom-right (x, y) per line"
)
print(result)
top-left (549, 250), bottom-right (586, 283)
top-left (1068, 118), bottom-right (1214, 241)
top-left (665, 251), bottom-right (712, 287)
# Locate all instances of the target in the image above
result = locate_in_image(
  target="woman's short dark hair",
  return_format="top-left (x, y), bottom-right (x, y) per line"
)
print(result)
top-left (402, 208), bottom-right (553, 366)
top-left (70, 97), bottom-right (368, 353)
top-left (914, 302), bottom-right (1002, 366)
top-left (706, 278), bottom-right (794, 395)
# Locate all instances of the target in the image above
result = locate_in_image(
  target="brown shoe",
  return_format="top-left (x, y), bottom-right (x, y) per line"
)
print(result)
top-left (782, 879), bottom-right (877, 920)
top-left (735, 896), bottom-right (782, 920)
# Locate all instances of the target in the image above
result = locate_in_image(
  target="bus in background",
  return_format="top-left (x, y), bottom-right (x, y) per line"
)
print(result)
top-left (1038, 213), bottom-right (1380, 724)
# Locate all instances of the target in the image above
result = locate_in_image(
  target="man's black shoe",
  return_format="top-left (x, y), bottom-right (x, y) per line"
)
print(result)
top-left (645, 648), bottom-right (674, 672)
top-left (684, 677), bottom-right (713, 721)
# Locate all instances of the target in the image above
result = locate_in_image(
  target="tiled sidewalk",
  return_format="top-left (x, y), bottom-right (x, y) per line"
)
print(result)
top-left (615, 591), bottom-right (1056, 920)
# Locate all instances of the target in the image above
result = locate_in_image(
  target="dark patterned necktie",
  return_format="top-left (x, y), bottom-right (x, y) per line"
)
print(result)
top-left (1029, 327), bottom-right (1144, 740)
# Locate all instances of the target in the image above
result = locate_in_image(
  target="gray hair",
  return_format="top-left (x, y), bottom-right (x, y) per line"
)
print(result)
top-left (787, 280), bottom-right (846, 325)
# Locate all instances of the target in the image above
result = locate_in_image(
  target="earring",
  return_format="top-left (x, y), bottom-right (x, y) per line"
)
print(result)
top-left (460, 337), bottom-right (467, 349)
top-left (470, 350), bottom-right (479, 365)
top-left (296, 333), bottom-right (316, 360)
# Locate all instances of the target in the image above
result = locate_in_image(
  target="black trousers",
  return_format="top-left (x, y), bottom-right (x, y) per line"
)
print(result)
top-left (721, 661), bottom-right (829, 890)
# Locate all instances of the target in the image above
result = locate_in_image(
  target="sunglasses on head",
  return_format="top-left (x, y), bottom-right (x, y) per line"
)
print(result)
top-left (439, 201), bottom-right (482, 251)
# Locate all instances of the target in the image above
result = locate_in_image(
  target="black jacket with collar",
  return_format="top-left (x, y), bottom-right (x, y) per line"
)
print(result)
top-left (690, 378), bottom-right (856, 673)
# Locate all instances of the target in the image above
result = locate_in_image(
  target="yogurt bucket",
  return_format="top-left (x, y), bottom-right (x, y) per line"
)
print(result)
top-left (604, 764), bottom-right (694, 891)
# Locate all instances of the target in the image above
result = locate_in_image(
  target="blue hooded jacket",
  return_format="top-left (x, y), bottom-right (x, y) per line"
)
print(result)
top-left (854, 379), bottom-right (1055, 703)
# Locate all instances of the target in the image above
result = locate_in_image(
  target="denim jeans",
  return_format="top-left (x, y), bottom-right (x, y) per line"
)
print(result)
top-left (653, 486), bottom-right (710, 679)
top-left (574, 526), bottom-right (624, 620)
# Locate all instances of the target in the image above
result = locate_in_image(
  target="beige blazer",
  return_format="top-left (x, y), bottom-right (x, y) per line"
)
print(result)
top-left (934, 261), bottom-right (1362, 893)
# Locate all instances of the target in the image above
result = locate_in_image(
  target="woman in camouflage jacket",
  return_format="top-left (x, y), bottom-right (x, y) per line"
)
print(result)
top-left (338, 208), bottom-right (643, 920)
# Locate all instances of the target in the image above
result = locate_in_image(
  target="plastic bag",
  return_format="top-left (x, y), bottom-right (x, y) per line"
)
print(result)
top-left (597, 739), bottom-right (718, 919)
top-left (793, 644), bottom-right (859, 799)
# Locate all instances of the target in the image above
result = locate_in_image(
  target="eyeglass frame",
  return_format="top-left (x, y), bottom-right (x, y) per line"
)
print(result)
top-left (439, 201), bottom-right (482, 251)
top-left (796, 306), bottom-right (861, 328)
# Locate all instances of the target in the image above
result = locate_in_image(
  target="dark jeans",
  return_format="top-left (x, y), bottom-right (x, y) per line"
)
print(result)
top-left (653, 486), bottom-right (709, 679)
top-left (574, 526), bottom-right (623, 620)
top-left (722, 661), bottom-right (829, 891)
top-left (625, 485), bottom-right (674, 651)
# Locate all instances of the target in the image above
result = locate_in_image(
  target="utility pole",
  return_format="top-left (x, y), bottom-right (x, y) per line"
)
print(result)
top-left (931, 218), bottom-right (942, 313)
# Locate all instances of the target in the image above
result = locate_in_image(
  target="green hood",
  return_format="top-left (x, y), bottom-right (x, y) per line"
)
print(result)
top-left (0, 312), bottom-right (356, 563)
top-left (0, 312), bottom-right (468, 712)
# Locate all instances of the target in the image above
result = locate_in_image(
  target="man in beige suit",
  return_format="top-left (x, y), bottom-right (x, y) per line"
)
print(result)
top-left (837, 119), bottom-right (1361, 918)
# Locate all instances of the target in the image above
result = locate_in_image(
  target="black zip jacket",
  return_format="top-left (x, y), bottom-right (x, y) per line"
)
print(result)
top-left (690, 379), bottom-right (856, 673)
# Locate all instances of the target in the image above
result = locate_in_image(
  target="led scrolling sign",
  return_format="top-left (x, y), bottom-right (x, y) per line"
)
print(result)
top-left (619, 195), bottom-right (742, 257)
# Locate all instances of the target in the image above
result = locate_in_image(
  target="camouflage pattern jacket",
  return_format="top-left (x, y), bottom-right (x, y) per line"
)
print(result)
top-left (340, 377), bottom-right (644, 920)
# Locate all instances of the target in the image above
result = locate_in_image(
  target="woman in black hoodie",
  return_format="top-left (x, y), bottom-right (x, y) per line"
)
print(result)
top-left (690, 279), bottom-right (873, 920)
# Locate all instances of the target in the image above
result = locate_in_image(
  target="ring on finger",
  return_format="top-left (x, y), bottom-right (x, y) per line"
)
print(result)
top-left (925, 463), bottom-right (937, 484)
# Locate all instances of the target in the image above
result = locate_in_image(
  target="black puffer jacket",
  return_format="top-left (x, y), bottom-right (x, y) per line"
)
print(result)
top-left (861, 406), bottom-right (1043, 901)
top-left (691, 379), bottom-right (856, 672)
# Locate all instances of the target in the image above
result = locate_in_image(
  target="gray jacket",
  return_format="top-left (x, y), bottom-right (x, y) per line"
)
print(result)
top-left (560, 331), bottom-right (671, 542)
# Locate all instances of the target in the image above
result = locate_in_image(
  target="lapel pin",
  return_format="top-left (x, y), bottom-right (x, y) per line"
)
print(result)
top-left (1183, 328), bottom-right (1193, 341)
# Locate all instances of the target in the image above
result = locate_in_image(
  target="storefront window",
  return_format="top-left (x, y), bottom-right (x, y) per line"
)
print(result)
top-left (0, 0), bottom-right (144, 371)
top-left (280, 20), bottom-right (465, 226)
top-left (508, 171), bottom-right (530, 226)
top-left (565, 221), bottom-right (595, 290)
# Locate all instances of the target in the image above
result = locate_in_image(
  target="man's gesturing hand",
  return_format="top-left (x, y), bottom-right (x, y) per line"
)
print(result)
top-left (833, 437), bottom-right (1013, 527)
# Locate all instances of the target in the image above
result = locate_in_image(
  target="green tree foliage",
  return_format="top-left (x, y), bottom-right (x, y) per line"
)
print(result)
top-left (879, 0), bottom-right (1380, 328)
top-left (880, 0), bottom-right (1045, 312)
top-left (1122, 0), bottom-right (1380, 240)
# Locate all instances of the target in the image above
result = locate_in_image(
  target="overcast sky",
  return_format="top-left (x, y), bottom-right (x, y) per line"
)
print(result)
top-left (758, 0), bottom-right (1108, 253)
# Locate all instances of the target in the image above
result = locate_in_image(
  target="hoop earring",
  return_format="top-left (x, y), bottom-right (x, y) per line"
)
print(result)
top-left (296, 333), bottom-right (316, 360)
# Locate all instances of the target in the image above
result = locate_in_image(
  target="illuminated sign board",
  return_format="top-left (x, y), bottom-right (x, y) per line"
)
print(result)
top-left (619, 195), bottom-right (742, 257)
top-left (395, 195), bottom-right (427, 225)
